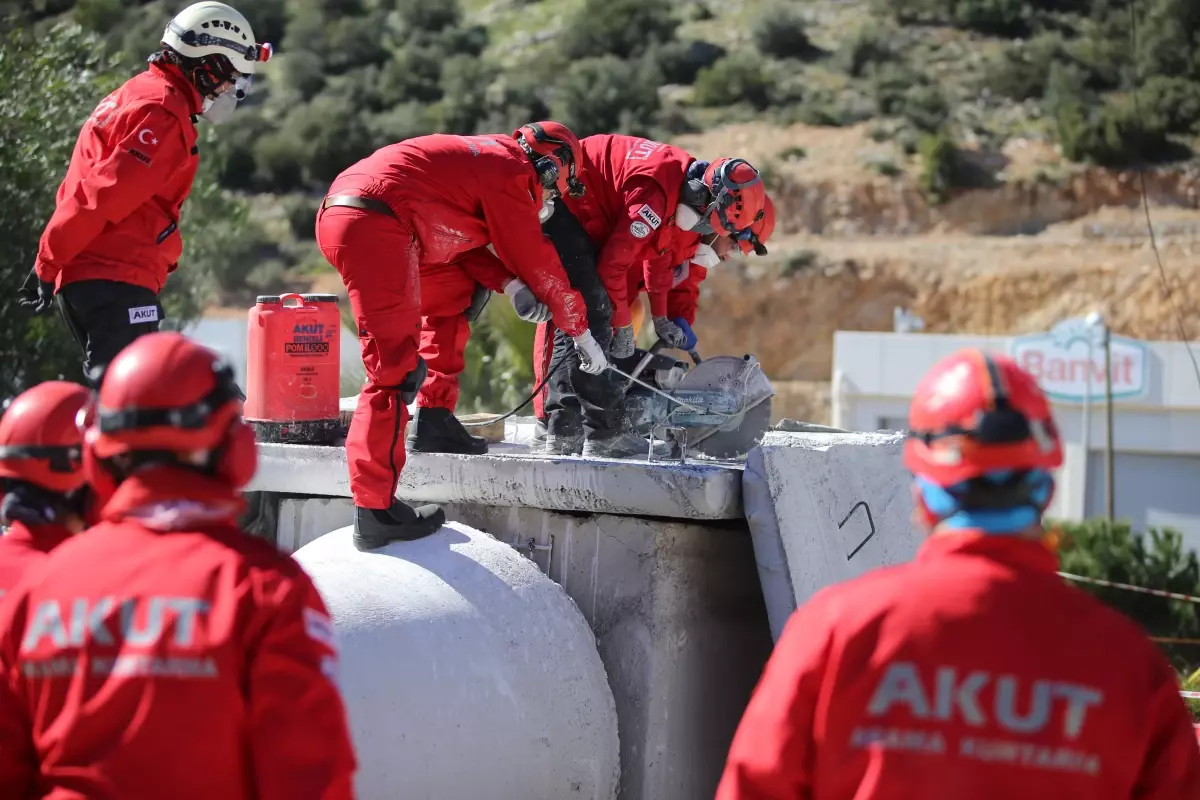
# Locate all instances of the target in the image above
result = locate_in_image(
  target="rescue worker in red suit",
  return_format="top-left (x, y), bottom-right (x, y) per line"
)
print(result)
top-left (621, 194), bottom-right (777, 353)
top-left (316, 123), bottom-right (605, 546)
top-left (17, 2), bottom-right (272, 388)
top-left (533, 135), bottom-right (769, 457)
top-left (0, 381), bottom-right (94, 598)
top-left (716, 349), bottom-right (1200, 799)
top-left (0, 333), bottom-right (357, 800)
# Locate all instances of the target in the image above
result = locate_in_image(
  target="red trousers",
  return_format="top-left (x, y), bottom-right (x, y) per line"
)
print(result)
top-left (416, 261), bottom-right (476, 411)
top-left (317, 206), bottom-right (480, 508)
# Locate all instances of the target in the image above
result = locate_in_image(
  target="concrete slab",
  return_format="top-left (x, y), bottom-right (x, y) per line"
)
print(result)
top-left (742, 430), bottom-right (919, 640)
top-left (294, 523), bottom-right (620, 800)
top-left (250, 442), bottom-right (744, 520)
top-left (276, 497), bottom-right (773, 800)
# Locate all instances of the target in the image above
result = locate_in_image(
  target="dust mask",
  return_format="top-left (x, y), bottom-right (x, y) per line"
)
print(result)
top-left (691, 243), bottom-right (720, 269)
top-left (201, 91), bottom-right (237, 125)
top-left (200, 76), bottom-right (252, 126)
top-left (675, 204), bottom-right (703, 231)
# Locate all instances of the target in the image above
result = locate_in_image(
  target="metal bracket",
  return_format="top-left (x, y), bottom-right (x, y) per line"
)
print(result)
top-left (513, 534), bottom-right (555, 577)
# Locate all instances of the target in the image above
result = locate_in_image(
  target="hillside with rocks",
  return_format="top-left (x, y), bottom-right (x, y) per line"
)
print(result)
top-left (676, 121), bottom-right (1200, 423)
top-left (10, 0), bottom-right (1200, 414)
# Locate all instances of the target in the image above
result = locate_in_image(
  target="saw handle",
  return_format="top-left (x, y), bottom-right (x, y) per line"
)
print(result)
top-left (629, 339), bottom-right (666, 382)
top-left (687, 349), bottom-right (702, 366)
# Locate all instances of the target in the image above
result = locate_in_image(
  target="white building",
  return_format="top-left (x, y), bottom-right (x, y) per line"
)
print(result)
top-left (833, 327), bottom-right (1200, 551)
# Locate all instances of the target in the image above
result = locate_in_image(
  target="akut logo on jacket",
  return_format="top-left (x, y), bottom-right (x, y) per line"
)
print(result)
top-left (854, 661), bottom-right (1105, 777)
top-left (18, 595), bottom-right (217, 679)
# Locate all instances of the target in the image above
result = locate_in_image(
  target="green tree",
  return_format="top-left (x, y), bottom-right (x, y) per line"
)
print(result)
top-left (0, 23), bottom-right (118, 395)
top-left (1058, 519), bottom-right (1200, 671)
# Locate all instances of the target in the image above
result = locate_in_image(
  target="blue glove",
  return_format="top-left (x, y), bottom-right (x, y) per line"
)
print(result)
top-left (671, 317), bottom-right (698, 350)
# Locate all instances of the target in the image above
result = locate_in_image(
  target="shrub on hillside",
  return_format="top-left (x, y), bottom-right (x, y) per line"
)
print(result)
top-left (692, 51), bottom-right (771, 110)
top-left (901, 84), bottom-right (950, 133)
top-left (751, 3), bottom-right (817, 61)
top-left (1140, 75), bottom-right (1200, 134)
top-left (918, 130), bottom-right (959, 203)
top-left (650, 39), bottom-right (726, 86)
top-left (1054, 98), bottom-right (1175, 168)
top-left (983, 32), bottom-right (1067, 101)
top-left (560, 0), bottom-right (678, 61)
top-left (953, 0), bottom-right (1027, 36)
top-left (393, 0), bottom-right (461, 33)
top-left (552, 56), bottom-right (660, 137)
top-left (435, 54), bottom-right (489, 134)
top-left (837, 25), bottom-right (896, 78)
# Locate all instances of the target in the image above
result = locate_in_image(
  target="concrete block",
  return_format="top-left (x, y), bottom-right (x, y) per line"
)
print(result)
top-left (250, 443), bottom-right (743, 520)
top-left (294, 523), bottom-right (620, 800)
top-left (277, 497), bottom-right (773, 800)
top-left (742, 430), bottom-right (918, 640)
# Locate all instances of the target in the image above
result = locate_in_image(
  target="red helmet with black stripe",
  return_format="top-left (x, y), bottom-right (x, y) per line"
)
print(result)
top-left (697, 158), bottom-right (766, 237)
top-left (83, 333), bottom-right (257, 499)
top-left (0, 381), bottom-right (92, 495)
top-left (903, 349), bottom-right (1063, 487)
top-left (735, 194), bottom-right (775, 256)
top-left (513, 121), bottom-right (586, 199)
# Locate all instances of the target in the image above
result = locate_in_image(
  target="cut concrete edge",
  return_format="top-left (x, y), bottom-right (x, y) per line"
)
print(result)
top-left (743, 446), bottom-right (798, 641)
top-left (250, 443), bottom-right (744, 520)
top-left (744, 430), bottom-right (916, 641)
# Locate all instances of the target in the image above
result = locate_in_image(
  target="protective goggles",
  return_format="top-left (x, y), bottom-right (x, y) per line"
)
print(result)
top-left (0, 445), bottom-right (82, 474)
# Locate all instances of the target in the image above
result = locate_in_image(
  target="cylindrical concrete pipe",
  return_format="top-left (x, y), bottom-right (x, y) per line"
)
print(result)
top-left (293, 522), bottom-right (620, 800)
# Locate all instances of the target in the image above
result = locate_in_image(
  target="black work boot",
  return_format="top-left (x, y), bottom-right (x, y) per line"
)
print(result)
top-left (406, 406), bottom-right (488, 455)
top-left (353, 499), bottom-right (446, 550)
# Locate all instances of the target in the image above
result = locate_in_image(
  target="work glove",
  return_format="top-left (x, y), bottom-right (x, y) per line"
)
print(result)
top-left (18, 267), bottom-right (56, 315)
top-left (504, 278), bottom-right (552, 324)
top-left (573, 330), bottom-right (609, 375)
top-left (653, 316), bottom-right (688, 349)
top-left (671, 317), bottom-right (698, 350)
top-left (611, 324), bottom-right (636, 359)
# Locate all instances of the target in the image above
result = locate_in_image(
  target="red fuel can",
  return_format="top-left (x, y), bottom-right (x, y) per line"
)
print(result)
top-left (245, 293), bottom-right (341, 444)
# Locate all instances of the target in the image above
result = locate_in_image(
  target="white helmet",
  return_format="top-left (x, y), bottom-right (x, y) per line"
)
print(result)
top-left (162, 2), bottom-right (272, 75)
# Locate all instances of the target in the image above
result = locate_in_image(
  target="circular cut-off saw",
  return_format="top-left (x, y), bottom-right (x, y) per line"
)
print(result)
top-left (617, 351), bottom-right (776, 460)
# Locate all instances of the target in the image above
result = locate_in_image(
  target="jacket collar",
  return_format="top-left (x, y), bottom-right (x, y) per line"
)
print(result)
top-left (918, 528), bottom-right (1060, 574)
top-left (100, 465), bottom-right (245, 531)
top-left (149, 60), bottom-right (203, 117)
top-left (2, 520), bottom-right (74, 553)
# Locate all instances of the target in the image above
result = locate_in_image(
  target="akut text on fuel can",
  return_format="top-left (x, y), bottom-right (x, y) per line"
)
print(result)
top-left (245, 293), bottom-right (341, 444)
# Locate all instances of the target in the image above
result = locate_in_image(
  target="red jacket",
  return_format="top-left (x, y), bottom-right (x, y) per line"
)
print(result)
top-left (0, 522), bottom-right (72, 599)
top-left (717, 532), bottom-right (1200, 800)
top-left (565, 135), bottom-right (699, 327)
top-left (35, 62), bottom-right (201, 294)
top-left (623, 239), bottom-right (708, 325)
top-left (327, 134), bottom-right (588, 337)
top-left (0, 468), bottom-right (356, 800)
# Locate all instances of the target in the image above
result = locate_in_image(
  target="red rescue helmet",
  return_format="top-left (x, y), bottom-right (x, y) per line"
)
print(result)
top-left (903, 349), bottom-right (1062, 487)
top-left (695, 158), bottom-right (766, 237)
top-left (0, 381), bottom-right (92, 495)
top-left (513, 121), bottom-right (586, 199)
top-left (83, 332), bottom-right (257, 491)
top-left (736, 193), bottom-right (775, 256)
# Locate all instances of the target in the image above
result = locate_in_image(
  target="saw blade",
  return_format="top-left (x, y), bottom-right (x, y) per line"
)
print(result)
top-left (661, 356), bottom-right (775, 459)
top-left (691, 397), bottom-right (773, 459)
